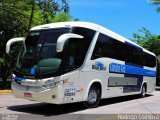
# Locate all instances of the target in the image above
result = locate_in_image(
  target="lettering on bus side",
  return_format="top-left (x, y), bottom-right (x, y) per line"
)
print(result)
top-left (109, 63), bottom-right (156, 77)
top-left (64, 88), bottom-right (76, 96)
top-left (109, 63), bottom-right (125, 73)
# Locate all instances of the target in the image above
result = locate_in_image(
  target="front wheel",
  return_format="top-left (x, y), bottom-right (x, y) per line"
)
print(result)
top-left (83, 87), bottom-right (101, 108)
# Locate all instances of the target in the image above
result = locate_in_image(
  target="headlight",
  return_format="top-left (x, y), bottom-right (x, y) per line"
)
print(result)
top-left (43, 80), bottom-right (63, 89)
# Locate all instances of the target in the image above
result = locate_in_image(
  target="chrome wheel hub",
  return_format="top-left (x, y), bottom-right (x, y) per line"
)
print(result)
top-left (87, 90), bottom-right (97, 104)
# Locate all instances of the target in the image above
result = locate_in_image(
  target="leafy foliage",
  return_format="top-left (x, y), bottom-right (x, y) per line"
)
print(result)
top-left (132, 27), bottom-right (160, 55)
top-left (149, 0), bottom-right (160, 12)
top-left (0, 0), bottom-right (70, 63)
top-left (52, 12), bottom-right (71, 22)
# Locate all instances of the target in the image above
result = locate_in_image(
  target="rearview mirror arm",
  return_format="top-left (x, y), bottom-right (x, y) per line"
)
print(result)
top-left (6, 37), bottom-right (25, 55)
top-left (56, 33), bottom-right (84, 52)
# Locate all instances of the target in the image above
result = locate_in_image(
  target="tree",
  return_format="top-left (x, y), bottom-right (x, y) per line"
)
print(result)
top-left (132, 28), bottom-right (160, 86)
top-left (0, 0), bottom-right (70, 62)
top-left (0, 0), bottom-right (69, 36)
top-left (150, 0), bottom-right (160, 12)
top-left (132, 27), bottom-right (160, 55)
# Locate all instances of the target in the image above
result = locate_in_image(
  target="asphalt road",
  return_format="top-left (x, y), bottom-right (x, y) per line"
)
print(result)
top-left (0, 90), bottom-right (160, 120)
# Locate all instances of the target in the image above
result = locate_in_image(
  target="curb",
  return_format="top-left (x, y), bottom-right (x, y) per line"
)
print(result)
top-left (0, 90), bottom-right (12, 94)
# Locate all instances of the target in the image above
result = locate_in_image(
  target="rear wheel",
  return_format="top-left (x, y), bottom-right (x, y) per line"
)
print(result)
top-left (83, 87), bottom-right (101, 108)
top-left (140, 85), bottom-right (146, 98)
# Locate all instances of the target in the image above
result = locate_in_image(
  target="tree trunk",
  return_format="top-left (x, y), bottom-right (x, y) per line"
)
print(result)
top-left (28, 0), bottom-right (35, 31)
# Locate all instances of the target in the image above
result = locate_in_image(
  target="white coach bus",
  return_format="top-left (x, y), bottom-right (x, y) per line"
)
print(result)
top-left (6, 22), bottom-right (156, 108)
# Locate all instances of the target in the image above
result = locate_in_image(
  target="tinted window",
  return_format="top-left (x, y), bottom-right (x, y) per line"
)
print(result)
top-left (64, 27), bottom-right (96, 72)
top-left (92, 33), bottom-right (156, 68)
top-left (39, 29), bottom-right (69, 60)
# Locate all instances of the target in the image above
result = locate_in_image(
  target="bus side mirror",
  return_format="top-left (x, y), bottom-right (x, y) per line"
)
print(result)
top-left (56, 33), bottom-right (84, 52)
top-left (6, 37), bottom-right (25, 55)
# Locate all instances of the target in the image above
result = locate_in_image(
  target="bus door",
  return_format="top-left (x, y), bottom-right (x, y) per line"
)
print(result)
top-left (62, 39), bottom-right (85, 101)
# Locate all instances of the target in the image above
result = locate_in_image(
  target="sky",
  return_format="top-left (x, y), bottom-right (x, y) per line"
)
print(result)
top-left (69, 0), bottom-right (160, 39)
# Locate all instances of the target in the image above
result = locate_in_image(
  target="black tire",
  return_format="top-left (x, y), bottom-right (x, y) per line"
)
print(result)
top-left (83, 87), bottom-right (101, 108)
top-left (140, 85), bottom-right (146, 98)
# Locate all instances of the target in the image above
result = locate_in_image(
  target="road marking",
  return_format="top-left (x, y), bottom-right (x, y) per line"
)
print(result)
top-left (0, 90), bottom-right (12, 94)
top-left (96, 115), bottom-right (118, 120)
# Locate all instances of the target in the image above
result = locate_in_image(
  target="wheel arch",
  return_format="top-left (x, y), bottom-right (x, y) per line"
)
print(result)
top-left (83, 79), bottom-right (102, 101)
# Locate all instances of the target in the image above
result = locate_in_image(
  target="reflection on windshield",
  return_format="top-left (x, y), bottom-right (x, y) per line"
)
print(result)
top-left (16, 32), bottom-right (41, 69)
top-left (16, 28), bottom-right (70, 78)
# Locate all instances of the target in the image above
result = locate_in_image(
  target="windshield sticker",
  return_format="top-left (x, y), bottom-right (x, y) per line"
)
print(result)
top-left (30, 67), bottom-right (36, 75)
top-left (92, 62), bottom-right (106, 71)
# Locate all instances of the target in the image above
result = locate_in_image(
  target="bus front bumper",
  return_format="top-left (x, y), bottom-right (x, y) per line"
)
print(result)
top-left (11, 81), bottom-right (63, 104)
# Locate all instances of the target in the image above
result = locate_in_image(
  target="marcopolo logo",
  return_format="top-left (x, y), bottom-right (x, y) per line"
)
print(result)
top-left (92, 62), bottom-right (106, 71)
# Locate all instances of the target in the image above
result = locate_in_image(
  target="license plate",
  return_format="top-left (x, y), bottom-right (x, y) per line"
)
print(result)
top-left (24, 92), bottom-right (32, 98)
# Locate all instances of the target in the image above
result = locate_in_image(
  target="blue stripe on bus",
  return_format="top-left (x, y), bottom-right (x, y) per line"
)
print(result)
top-left (124, 62), bottom-right (143, 68)
top-left (123, 62), bottom-right (143, 93)
top-left (125, 41), bottom-right (143, 51)
top-left (109, 63), bottom-right (156, 77)
top-left (124, 41), bottom-right (145, 92)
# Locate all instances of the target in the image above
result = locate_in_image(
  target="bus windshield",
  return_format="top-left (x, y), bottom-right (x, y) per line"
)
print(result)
top-left (16, 28), bottom-right (70, 78)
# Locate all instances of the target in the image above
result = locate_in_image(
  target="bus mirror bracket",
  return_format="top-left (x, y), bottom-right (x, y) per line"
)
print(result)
top-left (56, 33), bottom-right (84, 52)
top-left (6, 37), bottom-right (25, 55)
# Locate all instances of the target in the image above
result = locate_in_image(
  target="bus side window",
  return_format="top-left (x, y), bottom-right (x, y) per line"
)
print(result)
top-left (91, 33), bottom-right (112, 59)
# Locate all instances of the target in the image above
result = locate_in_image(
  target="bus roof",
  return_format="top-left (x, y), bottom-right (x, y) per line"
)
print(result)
top-left (31, 21), bottom-right (99, 31)
top-left (30, 21), bottom-right (155, 57)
